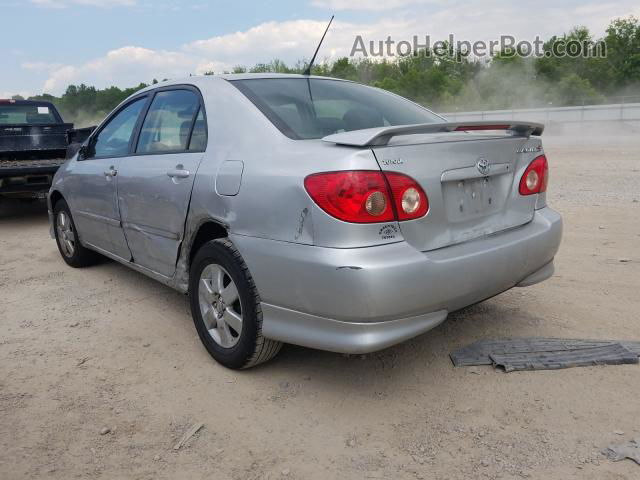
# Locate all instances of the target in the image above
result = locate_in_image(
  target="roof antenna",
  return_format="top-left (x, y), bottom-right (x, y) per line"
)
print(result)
top-left (303, 15), bottom-right (334, 76)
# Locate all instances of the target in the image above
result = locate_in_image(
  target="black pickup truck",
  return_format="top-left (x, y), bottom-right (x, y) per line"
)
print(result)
top-left (0, 99), bottom-right (93, 198)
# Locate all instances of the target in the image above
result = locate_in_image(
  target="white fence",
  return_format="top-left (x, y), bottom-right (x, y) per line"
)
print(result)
top-left (441, 103), bottom-right (640, 124)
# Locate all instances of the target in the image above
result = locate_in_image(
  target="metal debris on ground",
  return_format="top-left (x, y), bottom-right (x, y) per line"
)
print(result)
top-left (173, 422), bottom-right (204, 450)
top-left (491, 343), bottom-right (638, 372)
top-left (603, 437), bottom-right (640, 466)
top-left (450, 338), bottom-right (640, 372)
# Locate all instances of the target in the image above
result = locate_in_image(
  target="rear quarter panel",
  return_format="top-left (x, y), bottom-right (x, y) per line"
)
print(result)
top-left (187, 79), bottom-right (404, 249)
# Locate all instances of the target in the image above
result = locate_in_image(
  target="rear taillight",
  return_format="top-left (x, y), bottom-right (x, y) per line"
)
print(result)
top-left (304, 171), bottom-right (394, 223)
top-left (304, 171), bottom-right (429, 224)
top-left (384, 172), bottom-right (429, 221)
top-left (519, 155), bottom-right (549, 196)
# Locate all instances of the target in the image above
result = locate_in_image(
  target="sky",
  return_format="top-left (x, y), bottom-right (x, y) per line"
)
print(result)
top-left (1, 0), bottom-right (638, 98)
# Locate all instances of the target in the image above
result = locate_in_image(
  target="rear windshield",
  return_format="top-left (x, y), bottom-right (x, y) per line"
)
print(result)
top-left (231, 78), bottom-right (442, 140)
top-left (0, 104), bottom-right (59, 125)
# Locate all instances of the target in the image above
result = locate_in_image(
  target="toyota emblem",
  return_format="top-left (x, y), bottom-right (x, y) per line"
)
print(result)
top-left (476, 157), bottom-right (490, 176)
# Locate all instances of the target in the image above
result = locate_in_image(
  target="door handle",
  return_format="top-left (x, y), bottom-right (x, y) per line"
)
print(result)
top-left (104, 166), bottom-right (117, 177)
top-left (167, 168), bottom-right (190, 179)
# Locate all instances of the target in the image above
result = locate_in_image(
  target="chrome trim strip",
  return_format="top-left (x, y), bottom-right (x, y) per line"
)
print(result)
top-left (441, 162), bottom-right (511, 182)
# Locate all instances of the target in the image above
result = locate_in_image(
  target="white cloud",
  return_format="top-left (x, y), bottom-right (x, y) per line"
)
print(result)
top-left (184, 19), bottom-right (386, 68)
top-left (42, 46), bottom-right (198, 93)
top-left (29, 1), bottom-right (640, 95)
top-left (30, 0), bottom-right (135, 8)
top-left (39, 19), bottom-right (368, 94)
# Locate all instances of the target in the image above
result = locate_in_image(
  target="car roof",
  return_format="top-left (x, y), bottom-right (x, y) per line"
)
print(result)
top-left (216, 73), bottom-right (351, 82)
top-left (148, 73), bottom-right (352, 90)
top-left (122, 73), bottom-right (359, 117)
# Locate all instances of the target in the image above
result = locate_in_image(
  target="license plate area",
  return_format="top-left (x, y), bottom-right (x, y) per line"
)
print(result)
top-left (442, 174), bottom-right (508, 222)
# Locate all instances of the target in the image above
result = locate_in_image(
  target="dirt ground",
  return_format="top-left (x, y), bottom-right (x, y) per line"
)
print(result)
top-left (1, 132), bottom-right (639, 480)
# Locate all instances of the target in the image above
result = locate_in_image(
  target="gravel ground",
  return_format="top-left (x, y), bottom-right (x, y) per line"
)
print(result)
top-left (1, 132), bottom-right (639, 480)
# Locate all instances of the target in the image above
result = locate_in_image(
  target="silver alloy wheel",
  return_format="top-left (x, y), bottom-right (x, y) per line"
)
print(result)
top-left (198, 263), bottom-right (242, 348)
top-left (56, 211), bottom-right (75, 258)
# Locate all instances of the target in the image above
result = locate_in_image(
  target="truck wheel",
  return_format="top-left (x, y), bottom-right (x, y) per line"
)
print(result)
top-left (189, 238), bottom-right (282, 369)
top-left (53, 199), bottom-right (99, 268)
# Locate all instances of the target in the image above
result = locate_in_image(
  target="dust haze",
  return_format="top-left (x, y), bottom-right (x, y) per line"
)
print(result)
top-left (443, 59), bottom-right (640, 113)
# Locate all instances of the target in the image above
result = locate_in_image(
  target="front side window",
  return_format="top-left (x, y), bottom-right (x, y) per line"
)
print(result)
top-left (231, 78), bottom-right (443, 140)
top-left (136, 90), bottom-right (200, 154)
top-left (90, 97), bottom-right (146, 158)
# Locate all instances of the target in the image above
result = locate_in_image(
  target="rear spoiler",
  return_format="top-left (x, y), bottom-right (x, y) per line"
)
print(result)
top-left (322, 121), bottom-right (545, 147)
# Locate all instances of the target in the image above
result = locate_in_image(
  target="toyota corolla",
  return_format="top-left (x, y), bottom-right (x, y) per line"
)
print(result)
top-left (48, 74), bottom-right (562, 369)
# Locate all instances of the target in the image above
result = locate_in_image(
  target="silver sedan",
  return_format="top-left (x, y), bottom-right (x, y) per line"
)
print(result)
top-left (48, 74), bottom-right (562, 369)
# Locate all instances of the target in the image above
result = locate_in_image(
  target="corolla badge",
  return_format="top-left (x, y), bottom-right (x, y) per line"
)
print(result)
top-left (476, 157), bottom-right (490, 176)
top-left (516, 145), bottom-right (542, 153)
top-left (381, 158), bottom-right (404, 166)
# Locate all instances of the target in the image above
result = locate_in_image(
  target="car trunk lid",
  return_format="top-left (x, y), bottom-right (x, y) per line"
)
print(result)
top-left (370, 132), bottom-right (542, 251)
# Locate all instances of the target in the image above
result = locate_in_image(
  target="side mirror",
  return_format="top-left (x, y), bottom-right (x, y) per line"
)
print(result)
top-left (66, 125), bottom-right (96, 160)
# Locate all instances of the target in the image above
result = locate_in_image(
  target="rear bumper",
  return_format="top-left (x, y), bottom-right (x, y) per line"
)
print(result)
top-left (232, 207), bottom-right (562, 353)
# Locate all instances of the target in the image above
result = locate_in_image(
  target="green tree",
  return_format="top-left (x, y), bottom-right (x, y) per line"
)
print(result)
top-left (604, 16), bottom-right (640, 90)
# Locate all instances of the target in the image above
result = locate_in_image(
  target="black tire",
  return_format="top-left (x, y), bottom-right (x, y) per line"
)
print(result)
top-left (189, 238), bottom-right (282, 369)
top-left (53, 199), bottom-right (100, 268)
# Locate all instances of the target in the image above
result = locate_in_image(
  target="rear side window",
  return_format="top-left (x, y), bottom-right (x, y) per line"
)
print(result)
top-left (189, 108), bottom-right (207, 151)
top-left (232, 78), bottom-right (442, 140)
top-left (136, 90), bottom-right (200, 154)
top-left (90, 97), bottom-right (146, 158)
